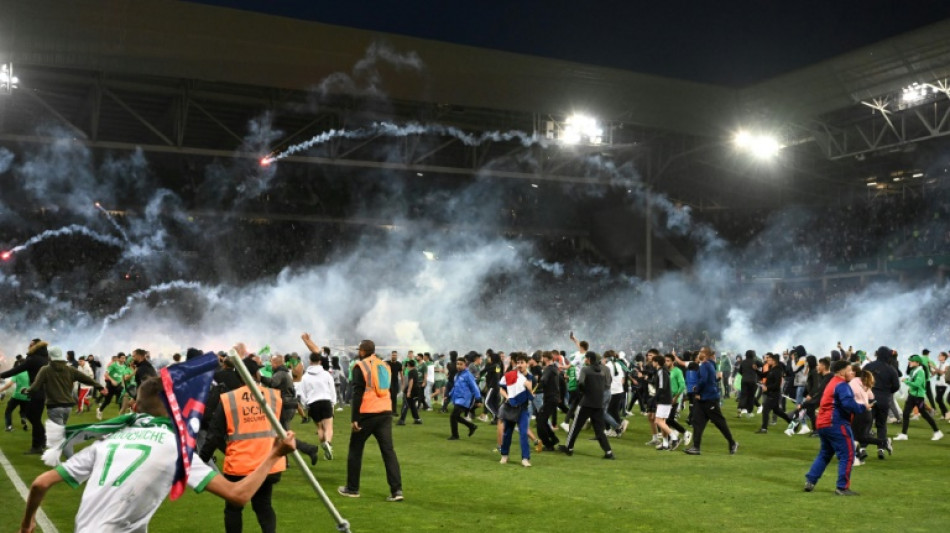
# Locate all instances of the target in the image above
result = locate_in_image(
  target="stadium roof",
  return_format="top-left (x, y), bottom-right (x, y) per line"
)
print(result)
top-left (3, 0), bottom-right (949, 138)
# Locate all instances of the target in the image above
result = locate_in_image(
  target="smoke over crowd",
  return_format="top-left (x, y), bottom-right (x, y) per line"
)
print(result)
top-left (2, 45), bottom-right (949, 368)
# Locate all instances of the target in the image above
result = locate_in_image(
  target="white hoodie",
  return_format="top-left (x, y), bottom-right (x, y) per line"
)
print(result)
top-left (297, 364), bottom-right (337, 405)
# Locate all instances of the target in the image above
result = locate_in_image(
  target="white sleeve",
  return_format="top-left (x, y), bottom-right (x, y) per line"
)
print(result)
top-left (187, 459), bottom-right (218, 493)
top-left (56, 441), bottom-right (100, 488)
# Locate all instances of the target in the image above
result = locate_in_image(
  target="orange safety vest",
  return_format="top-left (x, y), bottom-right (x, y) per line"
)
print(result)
top-left (357, 355), bottom-right (392, 414)
top-left (220, 385), bottom-right (285, 476)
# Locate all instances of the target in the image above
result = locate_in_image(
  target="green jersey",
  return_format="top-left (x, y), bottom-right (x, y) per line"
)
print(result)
top-left (9, 371), bottom-right (31, 401)
top-left (670, 366), bottom-right (686, 398)
top-left (566, 365), bottom-right (578, 392)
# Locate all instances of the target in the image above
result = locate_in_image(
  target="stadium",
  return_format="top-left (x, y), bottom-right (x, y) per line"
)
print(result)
top-left (1, 1), bottom-right (950, 531)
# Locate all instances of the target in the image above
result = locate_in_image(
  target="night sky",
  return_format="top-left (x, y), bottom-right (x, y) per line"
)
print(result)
top-left (187, 0), bottom-right (950, 86)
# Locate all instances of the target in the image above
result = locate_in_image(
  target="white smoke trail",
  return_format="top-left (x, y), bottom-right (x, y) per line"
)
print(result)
top-left (11, 225), bottom-right (125, 253)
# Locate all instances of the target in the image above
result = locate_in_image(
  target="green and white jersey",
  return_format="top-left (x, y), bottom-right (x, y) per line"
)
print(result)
top-left (56, 419), bottom-right (216, 533)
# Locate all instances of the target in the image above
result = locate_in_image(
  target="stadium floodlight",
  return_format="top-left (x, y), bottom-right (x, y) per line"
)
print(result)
top-left (0, 63), bottom-right (18, 95)
top-left (733, 130), bottom-right (782, 159)
top-left (558, 114), bottom-right (605, 145)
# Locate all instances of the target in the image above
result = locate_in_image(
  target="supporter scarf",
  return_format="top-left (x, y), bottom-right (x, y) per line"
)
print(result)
top-left (41, 413), bottom-right (172, 467)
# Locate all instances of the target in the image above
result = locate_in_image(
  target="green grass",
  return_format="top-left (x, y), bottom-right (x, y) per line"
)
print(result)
top-left (2, 399), bottom-right (949, 532)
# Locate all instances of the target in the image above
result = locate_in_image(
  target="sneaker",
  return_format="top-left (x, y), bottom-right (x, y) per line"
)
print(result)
top-left (670, 438), bottom-right (681, 451)
top-left (4, 426), bottom-right (11, 432)
top-left (803, 481), bottom-right (815, 492)
top-left (755, 428), bottom-right (768, 434)
top-left (910, 414), bottom-right (920, 421)
top-left (96, 409), bottom-right (102, 421)
top-left (729, 441), bottom-right (739, 455)
top-left (542, 445), bottom-right (556, 452)
top-left (618, 419), bottom-right (629, 436)
top-left (24, 447), bottom-right (44, 455)
top-left (499, 455), bottom-right (508, 464)
top-left (655, 443), bottom-right (670, 451)
top-left (739, 409), bottom-right (748, 416)
top-left (396, 420), bottom-right (406, 426)
top-left (857, 447), bottom-right (868, 461)
top-left (557, 445), bottom-right (573, 456)
top-left (603, 451), bottom-right (615, 460)
top-left (683, 431), bottom-right (693, 446)
top-left (835, 488), bottom-right (860, 496)
top-left (413, 419), bottom-right (423, 425)
top-left (337, 486), bottom-right (360, 498)
top-left (322, 441), bottom-right (333, 461)
top-left (559, 422), bottom-right (570, 432)
top-left (683, 447), bottom-right (701, 455)
top-left (756, 405), bottom-right (763, 414)
top-left (878, 449), bottom-right (885, 460)
top-left (605, 429), bottom-right (619, 438)
top-left (447, 435), bottom-right (460, 440)
top-left (885, 437), bottom-right (893, 456)
top-left (894, 433), bottom-right (908, 441)
top-left (853, 457), bottom-right (863, 466)
top-left (644, 437), bottom-right (660, 446)
top-left (335, 407), bottom-right (344, 412)
top-left (521, 459), bottom-right (531, 467)
top-left (933, 430), bottom-right (944, 441)
top-left (887, 417), bottom-right (898, 424)
top-left (468, 425), bottom-right (477, 437)
top-left (300, 416), bottom-right (310, 424)
top-left (535, 440), bottom-right (543, 452)
top-left (386, 491), bottom-right (404, 502)
top-left (784, 427), bottom-right (795, 437)
top-left (478, 414), bottom-right (489, 422)
top-left (797, 424), bottom-right (812, 435)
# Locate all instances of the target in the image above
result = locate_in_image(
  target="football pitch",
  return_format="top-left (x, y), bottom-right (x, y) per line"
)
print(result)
top-left (2, 399), bottom-right (948, 532)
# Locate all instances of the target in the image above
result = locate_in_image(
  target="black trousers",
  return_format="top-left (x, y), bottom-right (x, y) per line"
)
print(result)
top-left (871, 398), bottom-right (889, 446)
top-left (761, 395), bottom-right (792, 429)
top-left (278, 405), bottom-right (319, 457)
top-left (564, 393), bottom-right (581, 422)
top-left (223, 472), bottom-right (280, 533)
top-left (692, 399), bottom-right (735, 450)
top-left (399, 397), bottom-right (420, 422)
top-left (739, 382), bottom-right (757, 412)
top-left (390, 379), bottom-right (400, 413)
top-left (346, 413), bottom-right (402, 493)
top-left (98, 383), bottom-right (122, 411)
top-left (935, 385), bottom-right (948, 417)
top-left (450, 404), bottom-right (475, 438)
top-left (3, 398), bottom-right (28, 428)
top-left (901, 395), bottom-right (938, 434)
top-left (667, 401), bottom-right (687, 433)
top-left (564, 405), bottom-right (611, 453)
top-left (852, 409), bottom-right (886, 448)
top-left (25, 397), bottom-right (45, 449)
top-left (607, 393), bottom-right (624, 427)
top-left (536, 399), bottom-right (560, 447)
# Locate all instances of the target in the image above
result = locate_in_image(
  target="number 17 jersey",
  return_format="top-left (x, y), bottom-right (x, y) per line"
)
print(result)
top-left (56, 417), bottom-right (217, 533)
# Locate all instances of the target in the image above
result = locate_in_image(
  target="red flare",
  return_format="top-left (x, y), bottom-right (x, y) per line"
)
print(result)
top-left (260, 157), bottom-right (273, 167)
top-left (1, 250), bottom-right (12, 261)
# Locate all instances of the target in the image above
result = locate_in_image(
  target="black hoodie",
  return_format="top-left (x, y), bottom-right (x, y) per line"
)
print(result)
top-left (865, 346), bottom-right (901, 400)
top-left (0, 341), bottom-right (50, 402)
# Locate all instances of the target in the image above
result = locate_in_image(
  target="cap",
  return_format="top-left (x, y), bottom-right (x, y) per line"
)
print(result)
top-left (48, 346), bottom-right (65, 362)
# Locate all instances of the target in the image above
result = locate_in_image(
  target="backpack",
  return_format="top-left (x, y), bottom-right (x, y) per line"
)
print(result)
top-left (359, 356), bottom-right (391, 397)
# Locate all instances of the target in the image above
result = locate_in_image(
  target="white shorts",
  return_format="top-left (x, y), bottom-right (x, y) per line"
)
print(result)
top-left (655, 404), bottom-right (672, 419)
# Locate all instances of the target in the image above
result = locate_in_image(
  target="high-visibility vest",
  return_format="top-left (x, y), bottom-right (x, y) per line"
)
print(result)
top-left (357, 355), bottom-right (392, 414)
top-left (220, 385), bottom-right (285, 476)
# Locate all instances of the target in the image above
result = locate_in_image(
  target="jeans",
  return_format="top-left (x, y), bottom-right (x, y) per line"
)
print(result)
top-left (47, 406), bottom-right (73, 457)
top-left (500, 407), bottom-right (531, 460)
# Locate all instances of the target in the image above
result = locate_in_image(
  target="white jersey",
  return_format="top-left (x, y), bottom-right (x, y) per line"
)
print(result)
top-left (57, 420), bottom-right (216, 533)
